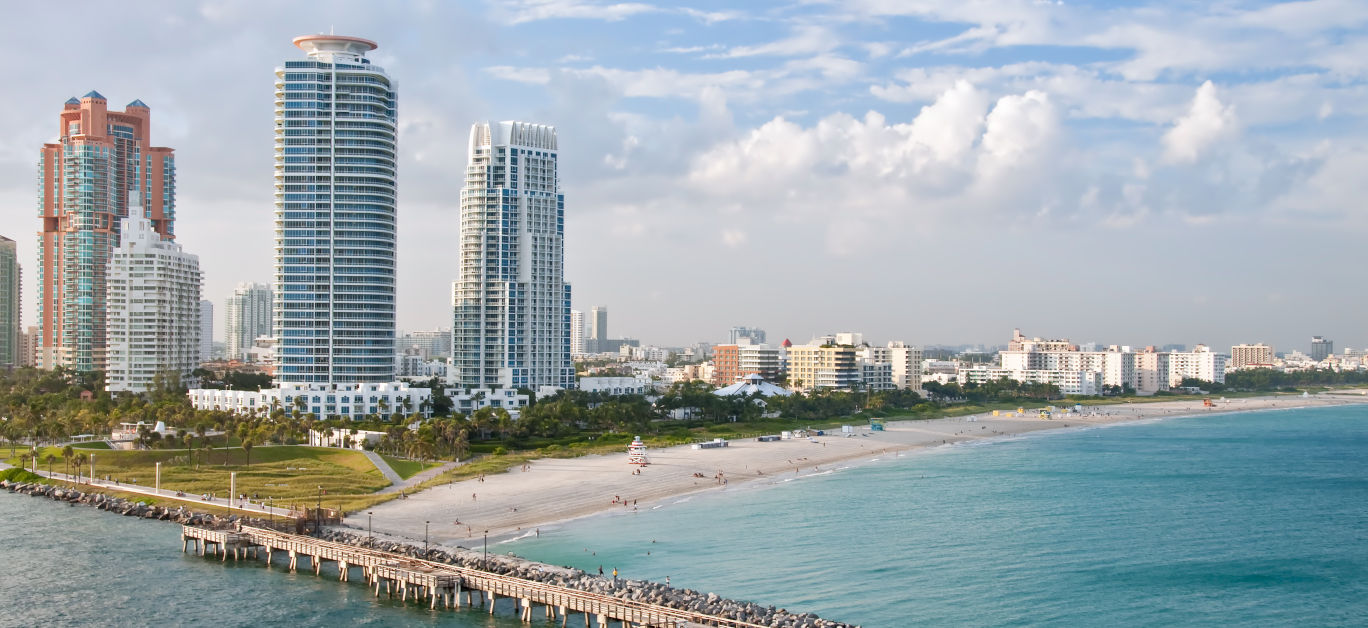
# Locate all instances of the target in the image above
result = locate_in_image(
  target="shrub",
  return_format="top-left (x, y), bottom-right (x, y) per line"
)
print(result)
top-left (0, 468), bottom-right (43, 483)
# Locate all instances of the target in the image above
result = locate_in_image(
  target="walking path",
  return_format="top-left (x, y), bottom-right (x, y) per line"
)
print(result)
top-left (11, 466), bottom-right (292, 518)
top-left (362, 450), bottom-right (404, 485)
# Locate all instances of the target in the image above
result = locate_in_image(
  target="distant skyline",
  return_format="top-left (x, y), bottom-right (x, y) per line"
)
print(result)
top-left (1, 1), bottom-right (1365, 354)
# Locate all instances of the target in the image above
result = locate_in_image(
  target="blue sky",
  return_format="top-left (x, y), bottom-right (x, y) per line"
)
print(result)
top-left (1, 0), bottom-right (1366, 353)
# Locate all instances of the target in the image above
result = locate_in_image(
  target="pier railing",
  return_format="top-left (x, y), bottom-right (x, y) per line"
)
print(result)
top-left (181, 525), bottom-right (771, 628)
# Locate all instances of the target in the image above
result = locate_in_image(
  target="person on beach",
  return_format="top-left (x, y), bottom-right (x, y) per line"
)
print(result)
top-left (598, 565), bottom-right (603, 576)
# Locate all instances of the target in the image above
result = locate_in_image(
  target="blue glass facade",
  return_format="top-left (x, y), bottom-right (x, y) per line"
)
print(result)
top-left (273, 38), bottom-right (397, 384)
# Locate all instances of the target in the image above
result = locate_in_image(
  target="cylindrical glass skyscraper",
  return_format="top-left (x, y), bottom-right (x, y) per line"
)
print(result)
top-left (274, 35), bottom-right (397, 384)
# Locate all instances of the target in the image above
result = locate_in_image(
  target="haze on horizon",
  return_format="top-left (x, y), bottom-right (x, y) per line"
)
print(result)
top-left (0, 1), bottom-right (1363, 355)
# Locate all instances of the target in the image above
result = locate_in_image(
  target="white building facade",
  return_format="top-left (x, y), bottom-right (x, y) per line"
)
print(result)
top-left (958, 367), bottom-right (1102, 396)
top-left (106, 217), bottom-right (201, 393)
top-left (452, 121), bottom-right (573, 391)
top-left (188, 381), bottom-right (431, 421)
top-left (1230, 344), bottom-right (1274, 370)
top-left (577, 375), bottom-right (652, 396)
top-left (570, 309), bottom-right (585, 356)
top-left (1169, 345), bottom-right (1227, 386)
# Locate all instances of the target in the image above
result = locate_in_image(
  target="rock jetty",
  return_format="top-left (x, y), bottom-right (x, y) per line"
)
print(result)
top-left (2, 480), bottom-right (855, 627)
top-left (1, 479), bottom-right (269, 529)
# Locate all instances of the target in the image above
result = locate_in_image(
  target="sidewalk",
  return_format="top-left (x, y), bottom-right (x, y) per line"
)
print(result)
top-left (361, 450), bottom-right (404, 485)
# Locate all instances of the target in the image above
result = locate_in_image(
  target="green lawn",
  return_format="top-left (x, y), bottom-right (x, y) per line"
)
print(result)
top-left (7, 445), bottom-right (389, 511)
top-left (379, 454), bottom-right (439, 480)
top-left (71, 441), bottom-right (111, 449)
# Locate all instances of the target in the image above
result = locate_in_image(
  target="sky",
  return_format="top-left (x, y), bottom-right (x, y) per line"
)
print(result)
top-left (1, 0), bottom-right (1365, 354)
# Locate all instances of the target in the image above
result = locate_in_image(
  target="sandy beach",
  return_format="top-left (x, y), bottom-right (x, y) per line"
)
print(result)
top-left (353, 392), bottom-right (1368, 546)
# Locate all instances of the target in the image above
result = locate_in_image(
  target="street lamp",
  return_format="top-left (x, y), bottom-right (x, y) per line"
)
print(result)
top-left (424, 520), bottom-right (430, 557)
top-left (483, 530), bottom-right (488, 570)
top-left (316, 485), bottom-right (323, 534)
top-left (368, 511), bottom-right (374, 540)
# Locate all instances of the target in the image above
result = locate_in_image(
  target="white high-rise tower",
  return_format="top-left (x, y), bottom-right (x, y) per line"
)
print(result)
top-left (106, 217), bottom-right (201, 392)
top-left (452, 121), bottom-right (573, 390)
top-left (570, 309), bottom-right (585, 357)
top-left (225, 282), bottom-right (272, 361)
top-left (273, 35), bottom-right (398, 385)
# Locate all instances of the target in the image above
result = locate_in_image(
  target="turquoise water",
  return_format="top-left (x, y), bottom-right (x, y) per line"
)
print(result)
top-left (2, 406), bottom-right (1365, 627)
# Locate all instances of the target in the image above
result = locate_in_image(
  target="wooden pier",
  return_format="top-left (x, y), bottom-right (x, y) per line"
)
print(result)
top-left (181, 525), bottom-right (766, 628)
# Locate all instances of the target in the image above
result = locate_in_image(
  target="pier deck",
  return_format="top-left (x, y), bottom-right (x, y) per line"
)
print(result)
top-left (181, 525), bottom-right (769, 628)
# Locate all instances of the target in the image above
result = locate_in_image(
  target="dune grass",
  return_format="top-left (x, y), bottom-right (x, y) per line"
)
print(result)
top-left (379, 455), bottom-right (439, 480)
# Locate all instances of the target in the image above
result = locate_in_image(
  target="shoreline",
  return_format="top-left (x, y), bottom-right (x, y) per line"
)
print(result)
top-left (357, 392), bottom-right (1368, 546)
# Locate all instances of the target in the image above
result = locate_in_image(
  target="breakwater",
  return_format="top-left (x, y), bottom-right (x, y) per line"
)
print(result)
top-left (0, 479), bottom-right (254, 527)
top-left (2, 478), bottom-right (852, 628)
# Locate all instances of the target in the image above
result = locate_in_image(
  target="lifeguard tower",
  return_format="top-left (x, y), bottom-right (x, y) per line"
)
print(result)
top-left (627, 436), bottom-right (649, 466)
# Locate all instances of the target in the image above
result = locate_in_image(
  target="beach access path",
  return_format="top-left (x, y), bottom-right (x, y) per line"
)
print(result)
top-left (355, 393), bottom-right (1368, 546)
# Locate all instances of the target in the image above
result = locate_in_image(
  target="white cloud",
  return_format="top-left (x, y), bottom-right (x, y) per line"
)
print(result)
top-left (492, 0), bottom-right (657, 25)
top-left (482, 65), bottom-right (551, 85)
top-left (1162, 81), bottom-right (1237, 164)
top-left (679, 8), bottom-right (747, 24)
top-left (711, 25), bottom-right (840, 58)
top-left (721, 229), bottom-right (747, 247)
top-left (980, 91), bottom-right (1058, 167)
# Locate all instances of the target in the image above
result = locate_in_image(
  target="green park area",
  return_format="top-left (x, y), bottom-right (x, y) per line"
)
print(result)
top-left (379, 454), bottom-right (440, 480)
top-left (6, 445), bottom-right (391, 512)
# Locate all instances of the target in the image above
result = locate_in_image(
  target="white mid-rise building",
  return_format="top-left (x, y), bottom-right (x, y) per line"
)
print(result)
top-left (578, 375), bottom-right (652, 396)
top-left (859, 360), bottom-right (894, 391)
top-left (397, 353), bottom-right (450, 379)
top-left (188, 381), bottom-right (431, 421)
top-left (225, 282), bottom-right (271, 361)
top-left (451, 121), bottom-right (573, 391)
top-left (1169, 345), bottom-right (1227, 386)
top-left (958, 367), bottom-right (1102, 396)
top-left (399, 328), bottom-right (453, 359)
top-left (1230, 343), bottom-right (1274, 370)
top-left (106, 217), bottom-right (201, 393)
top-left (864, 342), bottom-right (923, 393)
top-left (1135, 349), bottom-right (1170, 394)
top-left (444, 387), bottom-right (530, 417)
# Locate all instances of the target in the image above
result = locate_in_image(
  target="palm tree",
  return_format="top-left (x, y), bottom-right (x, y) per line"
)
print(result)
top-left (242, 438), bottom-right (254, 466)
top-left (74, 453), bottom-right (87, 482)
top-left (43, 453), bottom-right (56, 477)
top-left (183, 433), bottom-right (195, 466)
top-left (453, 429), bottom-right (469, 461)
top-left (61, 445), bottom-right (74, 481)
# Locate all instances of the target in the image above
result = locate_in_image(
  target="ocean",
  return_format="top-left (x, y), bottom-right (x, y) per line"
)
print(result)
top-left (3, 405), bottom-right (1365, 627)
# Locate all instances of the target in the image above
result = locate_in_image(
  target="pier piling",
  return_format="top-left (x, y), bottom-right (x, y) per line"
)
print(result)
top-left (179, 525), bottom-right (769, 628)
